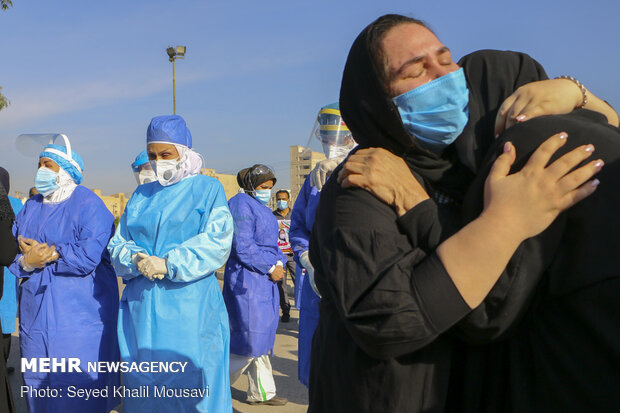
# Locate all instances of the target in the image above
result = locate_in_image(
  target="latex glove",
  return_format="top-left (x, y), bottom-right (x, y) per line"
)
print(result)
top-left (135, 252), bottom-right (167, 281)
top-left (18, 236), bottom-right (38, 254)
top-left (269, 264), bottom-right (285, 283)
top-left (299, 251), bottom-right (320, 297)
top-left (21, 243), bottom-right (57, 270)
top-left (310, 156), bottom-right (345, 191)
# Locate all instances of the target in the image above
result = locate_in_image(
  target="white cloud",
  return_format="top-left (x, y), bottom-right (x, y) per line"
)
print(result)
top-left (0, 70), bottom-right (211, 128)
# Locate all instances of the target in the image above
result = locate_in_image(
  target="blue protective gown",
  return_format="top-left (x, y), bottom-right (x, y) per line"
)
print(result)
top-left (108, 174), bottom-right (233, 413)
top-left (0, 197), bottom-right (22, 334)
top-left (289, 177), bottom-right (321, 387)
top-left (9, 186), bottom-right (120, 413)
top-left (223, 193), bottom-right (286, 358)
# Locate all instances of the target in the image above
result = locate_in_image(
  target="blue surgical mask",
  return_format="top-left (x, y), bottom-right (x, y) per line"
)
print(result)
top-left (392, 68), bottom-right (470, 152)
top-left (254, 189), bottom-right (272, 205)
top-left (35, 167), bottom-right (60, 197)
top-left (277, 200), bottom-right (288, 210)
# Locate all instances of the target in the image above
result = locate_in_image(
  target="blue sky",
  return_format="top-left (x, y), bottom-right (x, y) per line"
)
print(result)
top-left (1, 0), bottom-right (618, 196)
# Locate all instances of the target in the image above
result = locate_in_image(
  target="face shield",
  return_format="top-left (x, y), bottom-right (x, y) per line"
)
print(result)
top-left (305, 107), bottom-right (356, 159)
top-left (134, 162), bottom-right (156, 185)
top-left (245, 164), bottom-right (276, 190)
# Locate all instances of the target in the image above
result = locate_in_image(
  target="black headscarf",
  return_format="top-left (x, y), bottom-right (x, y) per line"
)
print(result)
top-left (236, 164), bottom-right (276, 193)
top-left (0, 167), bottom-right (13, 222)
top-left (0, 167), bottom-right (9, 194)
top-left (339, 16), bottom-right (475, 200)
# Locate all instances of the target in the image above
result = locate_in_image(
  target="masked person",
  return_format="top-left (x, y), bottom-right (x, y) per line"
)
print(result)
top-left (108, 115), bottom-right (234, 413)
top-left (0, 168), bottom-right (22, 374)
top-left (289, 103), bottom-right (356, 387)
top-left (131, 149), bottom-right (157, 185)
top-left (8, 134), bottom-right (120, 413)
top-left (223, 165), bottom-right (288, 406)
top-left (0, 172), bottom-right (18, 413)
top-left (306, 14), bottom-right (609, 413)
top-left (338, 16), bottom-right (620, 413)
top-left (272, 189), bottom-right (294, 323)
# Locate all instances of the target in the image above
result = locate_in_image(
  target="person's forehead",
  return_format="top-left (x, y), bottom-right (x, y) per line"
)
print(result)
top-left (382, 23), bottom-right (445, 69)
top-left (276, 192), bottom-right (288, 197)
top-left (148, 143), bottom-right (176, 152)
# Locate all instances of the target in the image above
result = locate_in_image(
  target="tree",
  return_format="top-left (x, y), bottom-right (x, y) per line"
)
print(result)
top-left (0, 87), bottom-right (8, 112)
top-left (1, 1), bottom-right (13, 10)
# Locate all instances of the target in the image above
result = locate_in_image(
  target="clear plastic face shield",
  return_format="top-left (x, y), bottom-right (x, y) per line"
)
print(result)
top-left (16, 133), bottom-right (82, 173)
top-left (134, 162), bottom-right (156, 185)
top-left (244, 164), bottom-right (275, 191)
top-left (304, 108), bottom-right (356, 159)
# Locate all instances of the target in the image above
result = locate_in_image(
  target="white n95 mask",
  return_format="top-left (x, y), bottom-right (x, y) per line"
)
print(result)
top-left (151, 159), bottom-right (182, 186)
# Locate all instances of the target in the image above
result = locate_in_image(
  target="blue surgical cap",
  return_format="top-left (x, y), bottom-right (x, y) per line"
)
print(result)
top-left (39, 144), bottom-right (84, 184)
top-left (131, 150), bottom-right (150, 172)
top-left (146, 115), bottom-right (192, 148)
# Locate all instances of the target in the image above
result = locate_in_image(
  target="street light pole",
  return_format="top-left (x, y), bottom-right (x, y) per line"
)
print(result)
top-left (172, 58), bottom-right (176, 114)
top-left (166, 46), bottom-right (186, 115)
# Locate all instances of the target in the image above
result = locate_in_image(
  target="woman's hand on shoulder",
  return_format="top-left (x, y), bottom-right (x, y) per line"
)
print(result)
top-left (483, 132), bottom-right (603, 241)
top-left (337, 147), bottom-right (430, 216)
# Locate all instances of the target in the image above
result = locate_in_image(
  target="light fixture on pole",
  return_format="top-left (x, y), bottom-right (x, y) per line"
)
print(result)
top-left (166, 45), bottom-right (187, 114)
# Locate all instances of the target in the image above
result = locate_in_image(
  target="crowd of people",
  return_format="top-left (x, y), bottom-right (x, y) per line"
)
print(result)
top-left (0, 12), bottom-right (619, 413)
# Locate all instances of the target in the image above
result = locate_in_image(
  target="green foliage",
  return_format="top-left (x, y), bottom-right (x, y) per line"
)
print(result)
top-left (0, 86), bottom-right (9, 112)
top-left (1, 0), bottom-right (13, 11)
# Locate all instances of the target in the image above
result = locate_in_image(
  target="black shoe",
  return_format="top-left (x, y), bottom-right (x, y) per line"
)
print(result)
top-left (281, 313), bottom-right (290, 323)
top-left (247, 396), bottom-right (288, 406)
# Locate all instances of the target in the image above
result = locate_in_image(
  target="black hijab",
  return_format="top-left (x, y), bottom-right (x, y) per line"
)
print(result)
top-left (0, 167), bottom-right (13, 221)
top-left (339, 16), bottom-right (473, 200)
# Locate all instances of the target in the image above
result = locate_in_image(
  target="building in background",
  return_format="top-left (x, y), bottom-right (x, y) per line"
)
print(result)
top-left (200, 168), bottom-right (239, 200)
top-left (92, 189), bottom-right (128, 219)
top-left (290, 145), bottom-right (325, 203)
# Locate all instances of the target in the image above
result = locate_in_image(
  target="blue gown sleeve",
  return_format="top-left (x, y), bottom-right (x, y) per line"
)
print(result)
top-left (8, 201), bottom-right (40, 278)
top-left (52, 198), bottom-right (115, 277)
top-left (165, 184), bottom-right (233, 282)
top-left (290, 179), bottom-right (311, 263)
top-left (230, 196), bottom-right (282, 275)
top-left (107, 208), bottom-right (149, 281)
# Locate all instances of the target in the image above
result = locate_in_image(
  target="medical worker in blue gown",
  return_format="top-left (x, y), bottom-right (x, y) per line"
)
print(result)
top-left (108, 115), bottom-right (234, 413)
top-left (223, 165), bottom-right (288, 406)
top-left (9, 134), bottom-right (120, 413)
top-left (290, 103), bottom-right (356, 387)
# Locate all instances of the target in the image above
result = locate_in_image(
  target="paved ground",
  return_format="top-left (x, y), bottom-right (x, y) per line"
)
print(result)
top-left (7, 278), bottom-right (308, 412)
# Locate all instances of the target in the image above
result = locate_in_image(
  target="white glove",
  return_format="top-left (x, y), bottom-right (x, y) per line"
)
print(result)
top-left (135, 252), bottom-right (167, 281)
top-left (300, 251), bottom-right (321, 298)
top-left (310, 157), bottom-right (345, 191)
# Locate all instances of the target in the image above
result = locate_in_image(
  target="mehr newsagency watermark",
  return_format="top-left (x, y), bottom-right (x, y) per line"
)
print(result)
top-left (20, 357), bottom-right (209, 399)
top-left (22, 385), bottom-right (209, 399)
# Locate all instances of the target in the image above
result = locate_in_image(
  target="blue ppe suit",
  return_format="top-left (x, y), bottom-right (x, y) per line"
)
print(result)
top-left (0, 197), bottom-right (22, 335)
top-left (223, 193), bottom-right (286, 358)
top-left (289, 177), bottom-right (321, 387)
top-left (108, 174), bottom-right (234, 413)
top-left (9, 186), bottom-right (120, 413)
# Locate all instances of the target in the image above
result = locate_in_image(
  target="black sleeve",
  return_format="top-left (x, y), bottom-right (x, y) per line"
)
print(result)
top-left (455, 110), bottom-right (614, 343)
top-left (310, 183), bottom-right (470, 360)
top-left (0, 186), bottom-right (18, 268)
